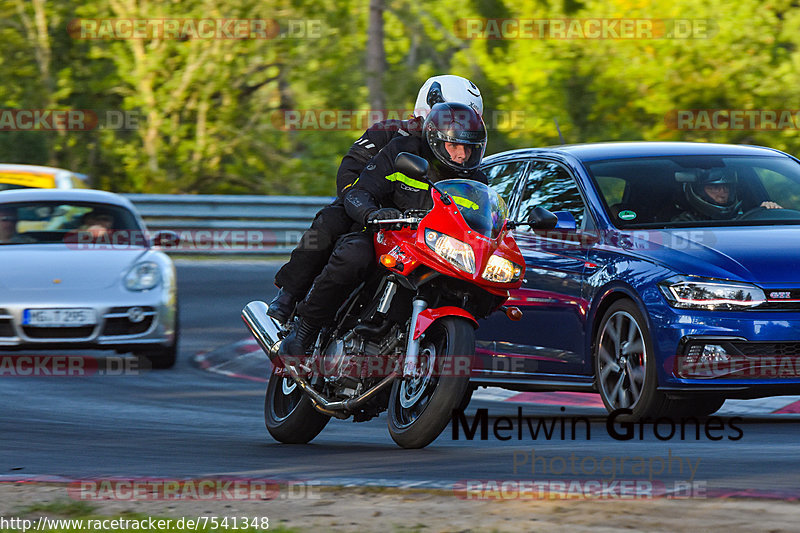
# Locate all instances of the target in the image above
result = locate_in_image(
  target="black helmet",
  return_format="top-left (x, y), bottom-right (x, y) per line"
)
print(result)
top-left (684, 168), bottom-right (742, 219)
top-left (423, 102), bottom-right (487, 176)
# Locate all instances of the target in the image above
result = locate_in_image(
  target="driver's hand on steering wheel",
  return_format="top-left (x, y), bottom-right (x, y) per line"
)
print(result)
top-left (760, 201), bottom-right (783, 209)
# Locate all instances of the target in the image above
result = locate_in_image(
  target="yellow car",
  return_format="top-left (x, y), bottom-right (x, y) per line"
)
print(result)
top-left (0, 164), bottom-right (89, 191)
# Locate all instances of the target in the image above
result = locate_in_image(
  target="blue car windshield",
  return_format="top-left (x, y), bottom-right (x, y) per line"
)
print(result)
top-left (436, 179), bottom-right (509, 238)
top-left (585, 155), bottom-right (800, 228)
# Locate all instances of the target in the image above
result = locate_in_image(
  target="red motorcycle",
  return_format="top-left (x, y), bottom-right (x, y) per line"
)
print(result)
top-left (243, 153), bottom-right (556, 448)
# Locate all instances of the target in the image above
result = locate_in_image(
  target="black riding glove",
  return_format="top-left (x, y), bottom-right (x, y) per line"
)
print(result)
top-left (367, 207), bottom-right (403, 224)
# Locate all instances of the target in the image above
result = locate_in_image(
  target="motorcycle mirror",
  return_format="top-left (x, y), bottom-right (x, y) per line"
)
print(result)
top-left (394, 151), bottom-right (452, 206)
top-left (507, 206), bottom-right (558, 230)
top-left (528, 207), bottom-right (559, 229)
top-left (394, 152), bottom-right (429, 180)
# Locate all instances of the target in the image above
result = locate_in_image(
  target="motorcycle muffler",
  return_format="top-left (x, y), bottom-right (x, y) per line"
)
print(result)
top-left (241, 301), bottom-right (283, 364)
top-left (242, 300), bottom-right (399, 419)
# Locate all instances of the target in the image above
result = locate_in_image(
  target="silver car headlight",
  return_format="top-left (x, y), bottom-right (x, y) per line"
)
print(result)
top-left (424, 229), bottom-right (475, 274)
top-left (125, 261), bottom-right (161, 291)
top-left (482, 254), bottom-right (523, 283)
top-left (659, 278), bottom-right (766, 310)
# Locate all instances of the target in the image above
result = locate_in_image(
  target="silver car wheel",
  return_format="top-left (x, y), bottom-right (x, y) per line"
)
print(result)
top-left (597, 310), bottom-right (646, 410)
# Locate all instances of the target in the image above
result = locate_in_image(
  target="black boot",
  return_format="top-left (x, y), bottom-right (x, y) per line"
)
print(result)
top-left (267, 288), bottom-right (298, 323)
top-left (279, 317), bottom-right (320, 357)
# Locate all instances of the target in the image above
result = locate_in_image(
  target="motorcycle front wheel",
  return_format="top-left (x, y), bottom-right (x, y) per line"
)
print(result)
top-left (264, 373), bottom-right (330, 444)
top-left (388, 316), bottom-right (474, 449)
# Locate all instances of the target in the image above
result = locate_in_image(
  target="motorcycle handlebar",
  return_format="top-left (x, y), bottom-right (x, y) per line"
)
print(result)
top-left (368, 217), bottom-right (422, 227)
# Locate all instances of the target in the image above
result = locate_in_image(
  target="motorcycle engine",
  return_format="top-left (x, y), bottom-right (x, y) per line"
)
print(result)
top-left (321, 337), bottom-right (361, 392)
top-left (320, 329), bottom-right (401, 397)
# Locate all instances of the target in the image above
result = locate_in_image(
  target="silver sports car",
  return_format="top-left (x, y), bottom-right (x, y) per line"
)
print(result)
top-left (0, 189), bottom-right (178, 368)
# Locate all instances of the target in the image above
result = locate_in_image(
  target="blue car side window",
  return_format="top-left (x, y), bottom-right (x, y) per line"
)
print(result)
top-left (482, 160), bottom-right (528, 213)
top-left (517, 160), bottom-right (587, 229)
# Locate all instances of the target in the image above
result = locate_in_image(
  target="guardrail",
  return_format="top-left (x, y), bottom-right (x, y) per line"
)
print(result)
top-left (123, 194), bottom-right (335, 255)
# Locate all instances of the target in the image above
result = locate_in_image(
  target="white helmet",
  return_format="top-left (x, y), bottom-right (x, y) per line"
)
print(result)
top-left (413, 75), bottom-right (483, 119)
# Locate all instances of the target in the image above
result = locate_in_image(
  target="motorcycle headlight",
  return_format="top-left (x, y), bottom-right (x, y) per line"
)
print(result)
top-left (482, 254), bottom-right (523, 283)
top-left (125, 261), bottom-right (161, 291)
top-left (424, 229), bottom-right (475, 274)
top-left (659, 278), bottom-right (766, 310)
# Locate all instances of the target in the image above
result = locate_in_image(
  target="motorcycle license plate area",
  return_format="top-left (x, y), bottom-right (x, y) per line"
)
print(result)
top-left (22, 308), bottom-right (97, 327)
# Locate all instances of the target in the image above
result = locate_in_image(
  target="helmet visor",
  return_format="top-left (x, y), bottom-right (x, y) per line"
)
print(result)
top-left (430, 138), bottom-right (486, 171)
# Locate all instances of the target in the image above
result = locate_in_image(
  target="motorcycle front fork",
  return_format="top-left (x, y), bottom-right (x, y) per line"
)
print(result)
top-left (403, 298), bottom-right (428, 378)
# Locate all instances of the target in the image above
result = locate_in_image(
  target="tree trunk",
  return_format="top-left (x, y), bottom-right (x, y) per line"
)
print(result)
top-left (366, 0), bottom-right (386, 111)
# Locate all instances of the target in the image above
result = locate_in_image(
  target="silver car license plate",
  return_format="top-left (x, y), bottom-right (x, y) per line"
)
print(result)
top-left (22, 308), bottom-right (97, 327)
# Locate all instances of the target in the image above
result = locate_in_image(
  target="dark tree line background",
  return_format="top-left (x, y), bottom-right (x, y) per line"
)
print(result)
top-left (3, 0), bottom-right (800, 195)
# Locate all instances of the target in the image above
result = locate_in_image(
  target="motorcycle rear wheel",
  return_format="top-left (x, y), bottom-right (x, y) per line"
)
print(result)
top-left (388, 317), bottom-right (474, 449)
top-left (264, 373), bottom-right (330, 444)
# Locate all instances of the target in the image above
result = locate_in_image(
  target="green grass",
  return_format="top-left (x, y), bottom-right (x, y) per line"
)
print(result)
top-left (18, 500), bottom-right (97, 517)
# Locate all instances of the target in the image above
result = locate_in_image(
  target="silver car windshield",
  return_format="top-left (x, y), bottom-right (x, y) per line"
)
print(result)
top-left (0, 202), bottom-right (142, 245)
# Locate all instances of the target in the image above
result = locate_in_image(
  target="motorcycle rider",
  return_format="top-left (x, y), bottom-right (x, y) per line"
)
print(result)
top-left (268, 75), bottom-right (484, 323)
top-left (280, 102), bottom-right (488, 356)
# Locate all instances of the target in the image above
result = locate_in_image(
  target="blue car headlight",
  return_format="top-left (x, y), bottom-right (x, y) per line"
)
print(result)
top-left (659, 277), bottom-right (766, 310)
top-left (125, 262), bottom-right (161, 291)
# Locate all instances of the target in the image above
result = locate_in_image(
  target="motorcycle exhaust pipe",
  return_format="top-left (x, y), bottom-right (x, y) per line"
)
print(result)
top-left (242, 300), bottom-right (400, 420)
top-left (241, 301), bottom-right (283, 364)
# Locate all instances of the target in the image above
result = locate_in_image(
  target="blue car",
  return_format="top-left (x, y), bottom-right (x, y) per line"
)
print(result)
top-left (474, 141), bottom-right (800, 419)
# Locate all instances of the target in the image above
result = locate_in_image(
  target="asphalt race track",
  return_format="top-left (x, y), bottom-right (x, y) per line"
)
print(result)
top-left (2, 260), bottom-right (800, 499)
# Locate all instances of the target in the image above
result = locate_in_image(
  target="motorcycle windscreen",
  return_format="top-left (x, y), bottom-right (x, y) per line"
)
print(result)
top-left (437, 179), bottom-right (508, 238)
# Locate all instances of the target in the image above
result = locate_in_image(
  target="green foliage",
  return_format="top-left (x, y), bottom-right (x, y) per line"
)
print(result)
top-left (3, 0), bottom-right (800, 194)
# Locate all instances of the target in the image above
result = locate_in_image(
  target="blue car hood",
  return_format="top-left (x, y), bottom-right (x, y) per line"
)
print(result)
top-left (623, 226), bottom-right (800, 286)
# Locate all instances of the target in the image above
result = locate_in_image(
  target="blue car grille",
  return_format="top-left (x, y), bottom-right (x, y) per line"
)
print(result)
top-left (730, 342), bottom-right (800, 358)
top-left (760, 289), bottom-right (800, 309)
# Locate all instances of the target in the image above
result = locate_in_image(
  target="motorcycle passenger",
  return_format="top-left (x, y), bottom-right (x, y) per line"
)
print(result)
top-left (268, 75), bottom-right (484, 323)
top-left (280, 102), bottom-right (489, 357)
